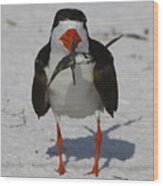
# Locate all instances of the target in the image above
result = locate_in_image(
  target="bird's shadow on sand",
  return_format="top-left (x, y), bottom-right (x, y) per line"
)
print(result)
top-left (46, 117), bottom-right (142, 172)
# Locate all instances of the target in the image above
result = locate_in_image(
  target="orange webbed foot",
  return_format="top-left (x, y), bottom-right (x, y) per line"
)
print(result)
top-left (86, 164), bottom-right (99, 177)
top-left (56, 164), bottom-right (67, 175)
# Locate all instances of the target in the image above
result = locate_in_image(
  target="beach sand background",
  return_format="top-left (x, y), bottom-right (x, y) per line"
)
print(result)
top-left (1, 1), bottom-right (154, 180)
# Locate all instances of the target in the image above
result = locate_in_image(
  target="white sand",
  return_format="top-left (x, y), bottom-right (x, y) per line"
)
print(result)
top-left (1, 2), bottom-right (154, 180)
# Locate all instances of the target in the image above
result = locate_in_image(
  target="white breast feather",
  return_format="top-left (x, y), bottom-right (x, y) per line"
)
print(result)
top-left (46, 20), bottom-right (103, 118)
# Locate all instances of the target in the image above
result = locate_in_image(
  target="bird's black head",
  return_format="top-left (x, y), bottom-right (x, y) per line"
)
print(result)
top-left (50, 8), bottom-right (89, 53)
top-left (52, 8), bottom-right (87, 30)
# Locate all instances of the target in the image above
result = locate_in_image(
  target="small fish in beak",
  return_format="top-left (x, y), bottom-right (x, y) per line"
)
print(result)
top-left (60, 29), bottom-right (82, 85)
top-left (48, 52), bottom-right (94, 87)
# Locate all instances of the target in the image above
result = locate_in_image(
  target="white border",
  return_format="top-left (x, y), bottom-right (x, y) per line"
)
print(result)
top-left (1, 0), bottom-right (162, 186)
top-left (0, 0), bottom-right (157, 5)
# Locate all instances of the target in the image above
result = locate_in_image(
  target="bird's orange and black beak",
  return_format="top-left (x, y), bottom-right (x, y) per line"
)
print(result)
top-left (59, 29), bottom-right (81, 53)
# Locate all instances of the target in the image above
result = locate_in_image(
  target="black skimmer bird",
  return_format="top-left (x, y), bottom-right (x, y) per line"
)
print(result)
top-left (32, 8), bottom-right (118, 176)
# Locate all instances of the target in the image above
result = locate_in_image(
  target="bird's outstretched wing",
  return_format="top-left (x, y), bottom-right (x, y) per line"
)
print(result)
top-left (89, 39), bottom-right (118, 117)
top-left (32, 43), bottom-right (51, 118)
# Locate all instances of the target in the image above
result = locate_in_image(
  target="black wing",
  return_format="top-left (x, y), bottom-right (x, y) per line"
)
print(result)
top-left (89, 39), bottom-right (118, 117)
top-left (32, 43), bottom-right (51, 118)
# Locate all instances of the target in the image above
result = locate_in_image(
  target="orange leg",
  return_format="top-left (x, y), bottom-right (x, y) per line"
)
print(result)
top-left (56, 122), bottom-right (67, 175)
top-left (86, 118), bottom-right (102, 177)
